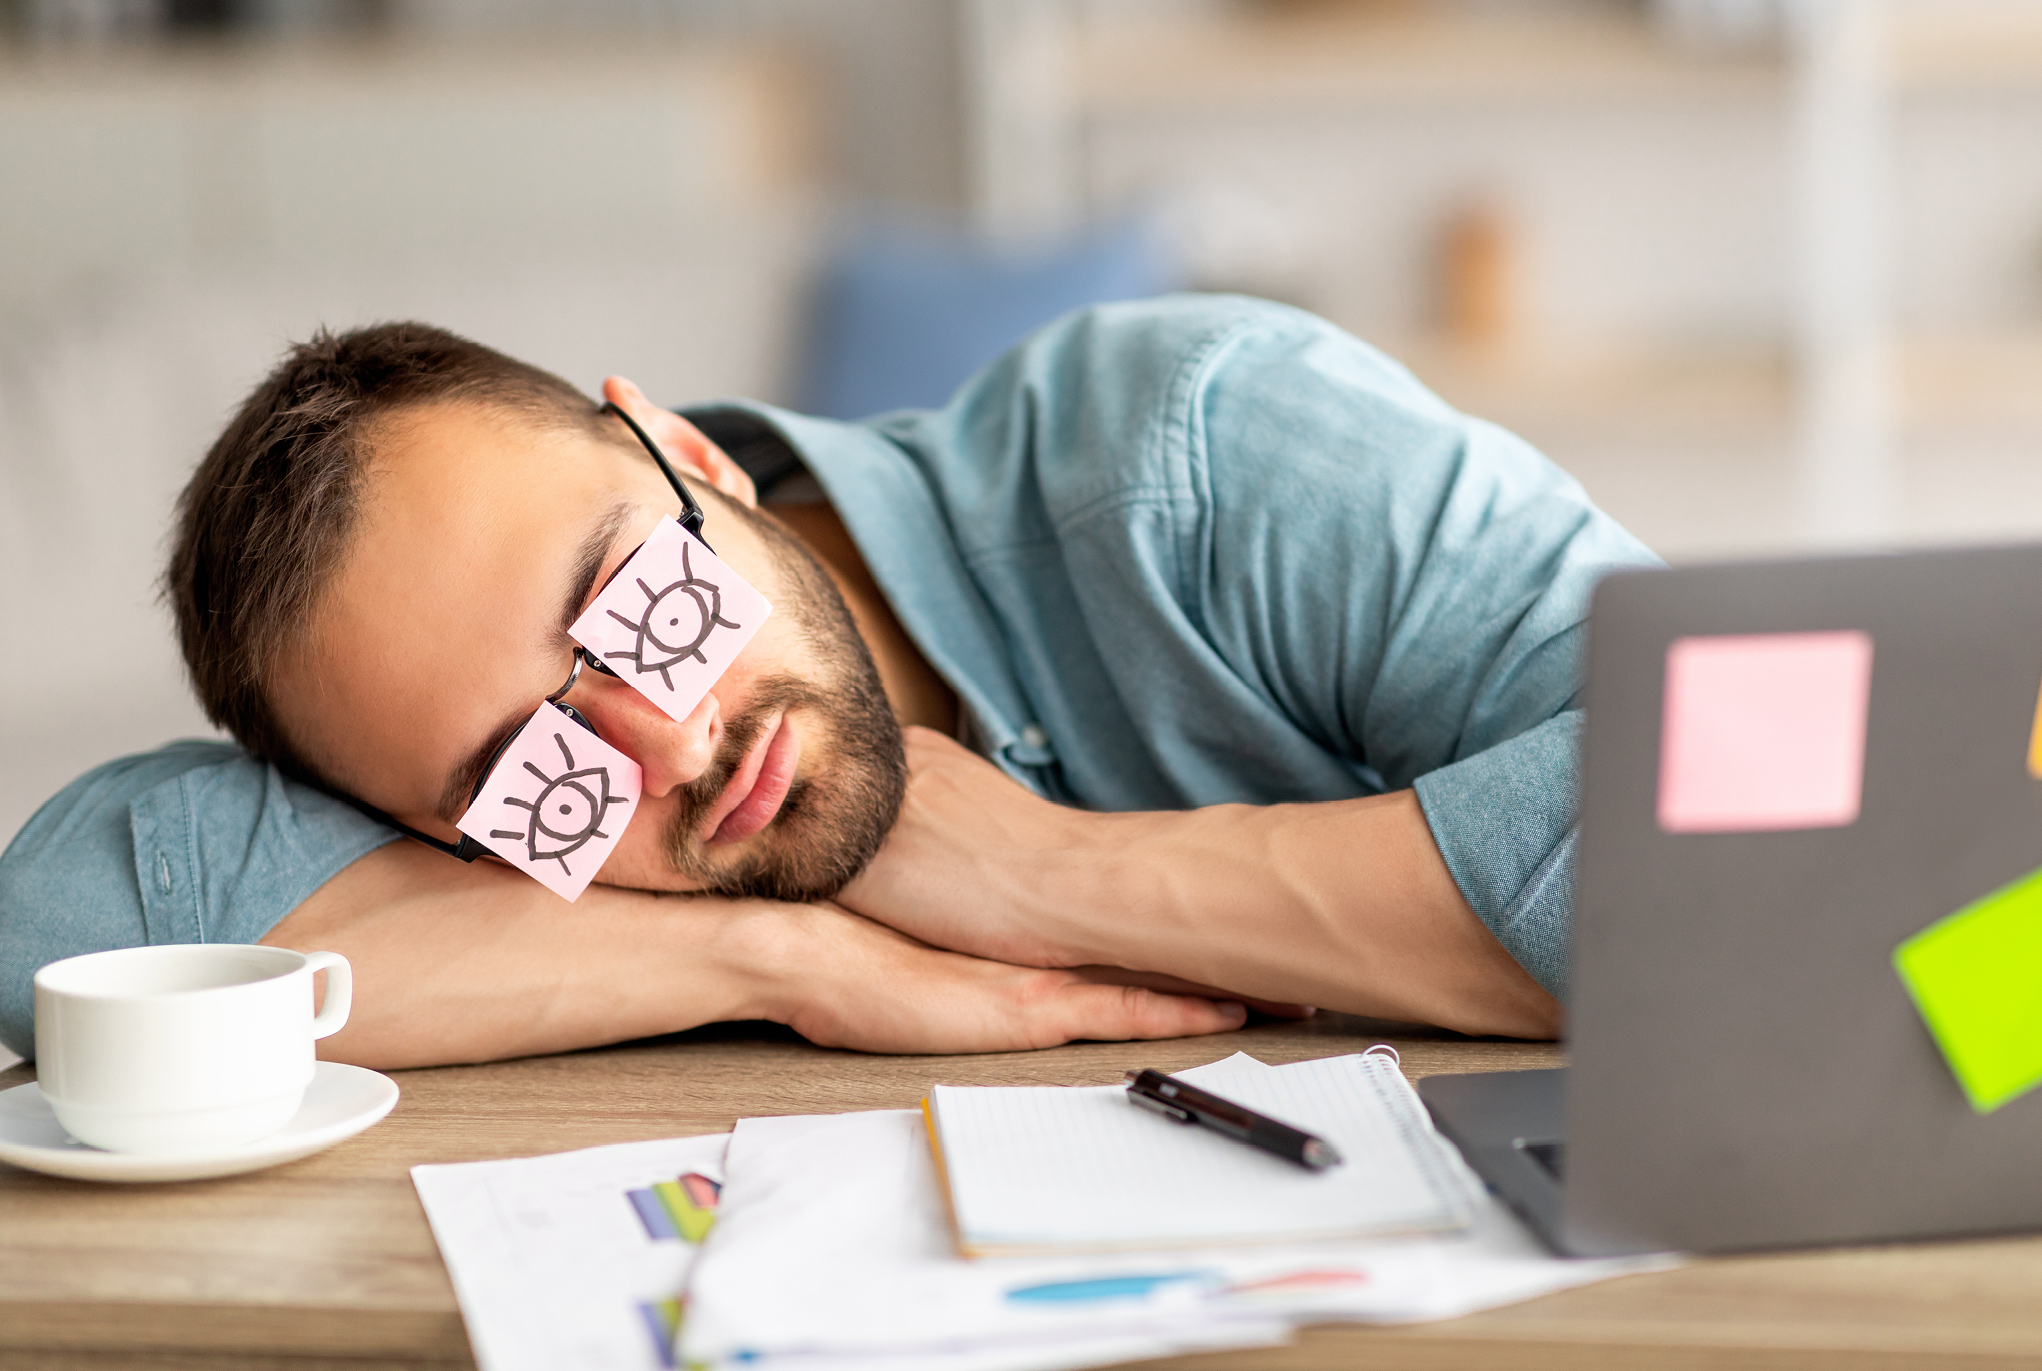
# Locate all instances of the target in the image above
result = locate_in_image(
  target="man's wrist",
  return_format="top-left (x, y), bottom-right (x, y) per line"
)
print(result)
top-left (698, 897), bottom-right (818, 1026)
top-left (1038, 803), bottom-right (1300, 973)
top-left (1028, 807), bottom-right (1160, 967)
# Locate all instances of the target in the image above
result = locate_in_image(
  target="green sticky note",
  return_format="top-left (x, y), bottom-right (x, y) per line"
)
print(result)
top-left (1895, 863), bottom-right (2042, 1113)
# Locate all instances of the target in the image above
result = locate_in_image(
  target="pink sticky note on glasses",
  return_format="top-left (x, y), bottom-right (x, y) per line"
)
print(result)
top-left (1657, 630), bottom-right (1874, 834)
top-left (569, 517), bottom-right (773, 725)
top-left (457, 701), bottom-right (644, 901)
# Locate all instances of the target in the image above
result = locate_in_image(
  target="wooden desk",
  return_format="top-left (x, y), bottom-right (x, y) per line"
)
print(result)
top-left (3, 1016), bottom-right (2039, 1371)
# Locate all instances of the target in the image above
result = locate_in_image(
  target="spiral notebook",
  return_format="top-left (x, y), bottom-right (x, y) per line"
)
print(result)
top-left (922, 1051), bottom-right (1478, 1257)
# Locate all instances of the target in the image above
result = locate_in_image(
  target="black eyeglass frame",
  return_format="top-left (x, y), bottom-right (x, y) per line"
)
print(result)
top-left (338, 401), bottom-right (714, 861)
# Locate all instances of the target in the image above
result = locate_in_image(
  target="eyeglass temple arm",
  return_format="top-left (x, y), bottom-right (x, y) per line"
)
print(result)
top-left (602, 400), bottom-right (710, 548)
top-left (337, 793), bottom-right (494, 863)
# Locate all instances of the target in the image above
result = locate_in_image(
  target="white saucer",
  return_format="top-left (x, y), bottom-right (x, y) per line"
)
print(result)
top-left (0, 1061), bottom-right (398, 1183)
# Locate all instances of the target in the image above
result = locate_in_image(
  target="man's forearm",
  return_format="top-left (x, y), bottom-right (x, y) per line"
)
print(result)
top-left (262, 837), bottom-right (1251, 1070)
top-left (262, 841), bottom-right (787, 1068)
top-left (1049, 792), bottom-right (1559, 1038)
top-left (839, 730), bottom-right (1561, 1040)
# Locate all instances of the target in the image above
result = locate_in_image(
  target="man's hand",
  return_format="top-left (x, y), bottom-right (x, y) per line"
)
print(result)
top-left (839, 727), bottom-right (1099, 969)
top-left (828, 733), bottom-right (1316, 1014)
top-left (840, 728), bottom-right (1563, 1040)
top-left (263, 838), bottom-right (1247, 1069)
top-left (766, 909), bottom-right (1246, 1054)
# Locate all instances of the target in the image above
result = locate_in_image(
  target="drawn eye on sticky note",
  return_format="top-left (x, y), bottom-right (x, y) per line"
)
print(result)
top-left (457, 702), bottom-right (642, 902)
top-left (1894, 863), bottom-right (2042, 1113)
top-left (1657, 630), bottom-right (1873, 834)
top-left (569, 517), bottom-right (773, 725)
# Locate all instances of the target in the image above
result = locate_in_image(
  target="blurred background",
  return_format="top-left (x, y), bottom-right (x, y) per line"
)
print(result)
top-left (4, 0), bottom-right (2042, 847)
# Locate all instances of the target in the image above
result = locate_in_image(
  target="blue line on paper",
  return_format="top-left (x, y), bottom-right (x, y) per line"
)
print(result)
top-left (1006, 1271), bottom-right (1214, 1303)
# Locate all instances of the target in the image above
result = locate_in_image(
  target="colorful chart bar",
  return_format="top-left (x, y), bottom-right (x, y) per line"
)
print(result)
top-left (626, 1171), bottom-right (722, 1243)
top-left (636, 1297), bottom-right (683, 1368)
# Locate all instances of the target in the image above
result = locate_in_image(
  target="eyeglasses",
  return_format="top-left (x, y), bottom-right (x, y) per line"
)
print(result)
top-left (341, 401), bottom-right (713, 861)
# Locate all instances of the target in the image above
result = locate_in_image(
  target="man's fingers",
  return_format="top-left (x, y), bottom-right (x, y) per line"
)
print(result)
top-left (1065, 965), bottom-right (1316, 1020)
top-left (776, 913), bottom-right (1251, 1055)
top-left (1048, 981), bottom-right (1247, 1043)
top-left (1241, 1000), bottom-right (1318, 1020)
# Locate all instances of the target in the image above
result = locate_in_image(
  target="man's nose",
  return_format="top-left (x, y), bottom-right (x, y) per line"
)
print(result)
top-left (570, 674), bottom-right (722, 796)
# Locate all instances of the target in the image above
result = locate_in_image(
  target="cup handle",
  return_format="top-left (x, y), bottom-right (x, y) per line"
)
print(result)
top-left (302, 951), bottom-right (353, 1040)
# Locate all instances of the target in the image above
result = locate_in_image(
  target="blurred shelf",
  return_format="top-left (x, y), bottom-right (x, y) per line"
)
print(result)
top-left (1388, 330), bottom-right (2042, 441)
top-left (1903, 330), bottom-right (2042, 428)
top-left (1072, 6), bottom-right (1783, 114)
top-left (0, 37), bottom-right (820, 203)
top-left (0, 36), bottom-right (822, 312)
top-left (1389, 336), bottom-right (1791, 440)
top-left (1067, 3), bottom-right (2042, 111)
top-left (1890, 6), bottom-right (2042, 93)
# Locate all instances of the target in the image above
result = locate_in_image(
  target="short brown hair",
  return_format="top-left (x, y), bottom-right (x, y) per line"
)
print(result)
top-left (165, 322), bottom-right (607, 777)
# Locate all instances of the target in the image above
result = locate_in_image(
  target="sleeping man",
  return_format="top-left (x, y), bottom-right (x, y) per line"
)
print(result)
top-left (0, 295), bottom-right (1656, 1066)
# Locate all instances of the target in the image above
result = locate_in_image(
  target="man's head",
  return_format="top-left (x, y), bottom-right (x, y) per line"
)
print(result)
top-left (166, 323), bottom-right (905, 901)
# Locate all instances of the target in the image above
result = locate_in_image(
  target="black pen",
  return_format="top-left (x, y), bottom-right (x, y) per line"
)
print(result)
top-left (1124, 1069), bottom-right (1344, 1171)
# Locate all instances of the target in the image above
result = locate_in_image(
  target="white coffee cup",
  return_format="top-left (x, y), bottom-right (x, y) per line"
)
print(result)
top-left (33, 944), bottom-right (352, 1155)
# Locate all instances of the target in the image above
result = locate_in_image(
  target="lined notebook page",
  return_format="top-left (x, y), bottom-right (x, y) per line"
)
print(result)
top-left (928, 1053), bottom-right (1475, 1255)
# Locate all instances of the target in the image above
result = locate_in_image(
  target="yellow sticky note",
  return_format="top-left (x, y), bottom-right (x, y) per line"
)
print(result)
top-left (2027, 679), bottom-right (2042, 778)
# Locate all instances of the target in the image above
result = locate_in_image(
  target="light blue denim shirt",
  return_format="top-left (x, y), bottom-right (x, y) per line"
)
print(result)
top-left (0, 296), bottom-right (1656, 1056)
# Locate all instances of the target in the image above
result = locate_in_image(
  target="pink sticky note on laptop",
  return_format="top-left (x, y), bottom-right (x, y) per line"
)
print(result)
top-left (569, 517), bottom-right (773, 725)
top-left (457, 702), bottom-right (643, 901)
top-left (1657, 630), bottom-right (1874, 834)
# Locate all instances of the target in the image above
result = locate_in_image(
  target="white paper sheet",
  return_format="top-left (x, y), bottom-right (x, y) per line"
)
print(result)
top-left (933, 1050), bottom-right (1474, 1251)
top-left (412, 1132), bottom-right (730, 1371)
top-left (682, 1054), bottom-right (1675, 1370)
top-left (732, 1320), bottom-right (1294, 1371)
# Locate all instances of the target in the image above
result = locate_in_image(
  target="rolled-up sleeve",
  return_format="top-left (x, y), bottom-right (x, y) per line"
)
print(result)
top-left (1411, 712), bottom-right (1583, 996)
top-left (0, 741), bottom-right (396, 1058)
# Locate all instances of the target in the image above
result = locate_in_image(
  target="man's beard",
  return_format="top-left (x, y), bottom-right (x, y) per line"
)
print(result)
top-left (655, 507), bottom-right (907, 903)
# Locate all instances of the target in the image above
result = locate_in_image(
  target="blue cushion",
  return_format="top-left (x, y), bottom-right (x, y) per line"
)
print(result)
top-left (798, 218), bottom-right (1176, 420)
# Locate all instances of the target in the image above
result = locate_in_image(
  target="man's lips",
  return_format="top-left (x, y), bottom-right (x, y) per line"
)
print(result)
top-left (701, 714), bottom-right (799, 845)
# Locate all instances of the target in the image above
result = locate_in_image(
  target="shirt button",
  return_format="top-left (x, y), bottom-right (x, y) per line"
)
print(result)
top-left (1020, 724), bottom-right (1050, 750)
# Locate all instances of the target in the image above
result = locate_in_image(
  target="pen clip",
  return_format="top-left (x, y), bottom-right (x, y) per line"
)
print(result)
top-left (1126, 1087), bottom-right (1196, 1125)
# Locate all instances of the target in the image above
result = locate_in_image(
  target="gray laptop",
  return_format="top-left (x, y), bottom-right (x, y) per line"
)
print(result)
top-left (1420, 542), bottom-right (2042, 1257)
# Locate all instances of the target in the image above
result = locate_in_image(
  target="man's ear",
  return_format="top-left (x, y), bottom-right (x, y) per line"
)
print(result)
top-left (601, 376), bottom-right (759, 509)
